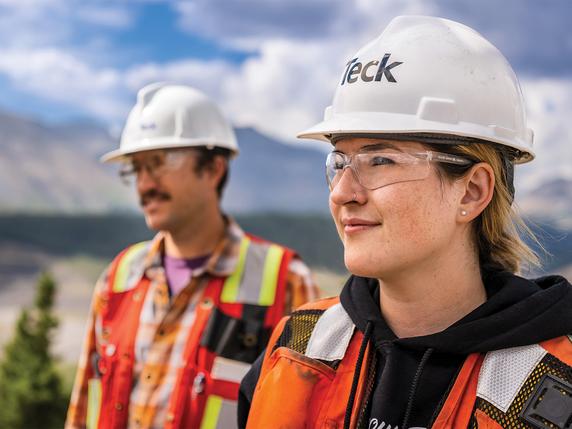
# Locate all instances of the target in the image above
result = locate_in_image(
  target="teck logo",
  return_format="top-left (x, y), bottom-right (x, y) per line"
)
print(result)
top-left (341, 54), bottom-right (403, 85)
top-left (140, 122), bottom-right (157, 130)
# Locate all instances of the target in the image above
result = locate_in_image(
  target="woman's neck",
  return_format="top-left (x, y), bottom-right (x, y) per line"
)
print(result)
top-left (378, 241), bottom-right (486, 338)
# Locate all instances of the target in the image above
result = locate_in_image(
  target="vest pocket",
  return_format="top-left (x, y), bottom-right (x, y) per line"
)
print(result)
top-left (248, 347), bottom-right (337, 428)
top-left (269, 346), bottom-right (337, 379)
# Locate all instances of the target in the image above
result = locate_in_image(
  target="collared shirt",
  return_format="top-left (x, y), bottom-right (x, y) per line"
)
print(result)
top-left (66, 219), bottom-right (319, 429)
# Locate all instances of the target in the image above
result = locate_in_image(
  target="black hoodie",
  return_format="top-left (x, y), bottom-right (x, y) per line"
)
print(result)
top-left (238, 270), bottom-right (572, 429)
top-left (341, 270), bottom-right (572, 428)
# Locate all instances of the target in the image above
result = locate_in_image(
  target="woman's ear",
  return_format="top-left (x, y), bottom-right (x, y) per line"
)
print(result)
top-left (458, 162), bottom-right (495, 223)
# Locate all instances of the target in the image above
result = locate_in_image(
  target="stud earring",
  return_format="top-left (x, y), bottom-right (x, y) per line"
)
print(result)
top-left (461, 210), bottom-right (468, 216)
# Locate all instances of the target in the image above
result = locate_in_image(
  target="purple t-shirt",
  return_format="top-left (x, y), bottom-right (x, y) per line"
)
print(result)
top-left (163, 254), bottom-right (210, 296)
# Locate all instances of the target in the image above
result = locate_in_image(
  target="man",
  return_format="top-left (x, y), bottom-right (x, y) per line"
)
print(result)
top-left (66, 83), bottom-right (318, 429)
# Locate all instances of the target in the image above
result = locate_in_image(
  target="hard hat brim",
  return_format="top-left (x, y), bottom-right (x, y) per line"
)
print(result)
top-left (101, 139), bottom-right (239, 163)
top-left (297, 111), bottom-right (535, 164)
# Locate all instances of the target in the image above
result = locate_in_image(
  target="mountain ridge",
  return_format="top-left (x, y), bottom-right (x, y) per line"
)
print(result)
top-left (0, 109), bottom-right (570, 226)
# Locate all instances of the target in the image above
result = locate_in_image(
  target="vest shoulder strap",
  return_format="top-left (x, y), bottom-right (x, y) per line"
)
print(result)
top-left (270, 297), bottom-right (356, 361)
top-left (220, 236), bottom-right (293, 306)
top-left (477, 343), bottom-right (547, 413)
top-left (108, 241), bottom-right (151, 294)
top-left (305, 301), bottom-right (355, 361)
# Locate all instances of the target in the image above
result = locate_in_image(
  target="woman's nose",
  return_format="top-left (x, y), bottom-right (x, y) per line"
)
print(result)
top-left (329, 167), bottom-right (365, 205)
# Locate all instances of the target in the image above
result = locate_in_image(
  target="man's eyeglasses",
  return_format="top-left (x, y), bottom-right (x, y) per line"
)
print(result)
top-left (326, 149), bottom-right (472, 191)
top-left (118, 150), bottom-right (191, 185)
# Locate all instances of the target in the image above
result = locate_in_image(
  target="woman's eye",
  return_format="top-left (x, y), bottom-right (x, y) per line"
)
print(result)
top-left (370, 156), bottom-right (394, 166)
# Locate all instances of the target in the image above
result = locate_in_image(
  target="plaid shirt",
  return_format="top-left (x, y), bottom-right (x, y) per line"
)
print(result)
top-left (66, 219), bottom-right (319, 429)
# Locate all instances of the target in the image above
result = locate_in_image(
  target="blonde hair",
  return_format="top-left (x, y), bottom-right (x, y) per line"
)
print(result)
top-left (430, 142), bottom-right (541, 273)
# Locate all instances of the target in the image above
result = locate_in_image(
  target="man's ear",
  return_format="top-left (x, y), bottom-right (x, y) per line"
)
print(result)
top-left (207, 156), bottom-right (227, 185)
top-left (457, 162), bottom-right (495, 223)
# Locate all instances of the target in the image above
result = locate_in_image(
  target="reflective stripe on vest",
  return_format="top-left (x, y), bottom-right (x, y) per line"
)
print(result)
top-left (306, 302), bottom-right (355, 361)
top-left (112, 241), bottom-right (149, 293)
top-left (199, 395), bottom-right (237, 429)
top-left (86, 378), bottom-right (102, 429)
top-left (476, 343), bottom-right (547, 412)
top-left (220, 237), bottom-right (286, 305)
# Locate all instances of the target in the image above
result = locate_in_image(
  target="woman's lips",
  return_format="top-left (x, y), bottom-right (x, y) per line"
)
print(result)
top-left (342, 217), bottom-right (381, 234)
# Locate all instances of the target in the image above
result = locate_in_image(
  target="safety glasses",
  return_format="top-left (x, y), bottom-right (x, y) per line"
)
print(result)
top-left (326, 149), bottom-right (472, 191)
top-left (119, 150), bottom-right (192, 185)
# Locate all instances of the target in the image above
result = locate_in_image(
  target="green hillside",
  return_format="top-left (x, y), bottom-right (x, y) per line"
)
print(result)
top-left (0, 213), bottom-right (345, 272)
top-left (0, 214), bottom-right (570, 276)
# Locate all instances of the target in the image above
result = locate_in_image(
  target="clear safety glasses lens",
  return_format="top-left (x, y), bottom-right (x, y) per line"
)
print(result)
top-left (325, 150), bottom-right (471, 191)
top-left (117, 150), bottom-right (190, 185)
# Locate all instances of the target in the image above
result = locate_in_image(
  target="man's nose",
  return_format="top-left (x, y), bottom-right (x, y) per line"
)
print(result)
top-left (136, 166), bottom-right (158, 192)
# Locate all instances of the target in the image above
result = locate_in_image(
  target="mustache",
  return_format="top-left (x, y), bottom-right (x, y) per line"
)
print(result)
top-left (139, 189), bottom-right (171, 206)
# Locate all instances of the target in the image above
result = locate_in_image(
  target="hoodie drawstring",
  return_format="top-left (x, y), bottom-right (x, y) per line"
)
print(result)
top-left (344, 321), bottom-right (373, 429)
top-left (401, 347), bottom-right (434, 429)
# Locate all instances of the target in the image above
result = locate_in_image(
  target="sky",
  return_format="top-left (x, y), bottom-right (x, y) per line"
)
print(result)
top-left (0, 0), bottom-right (571, 190)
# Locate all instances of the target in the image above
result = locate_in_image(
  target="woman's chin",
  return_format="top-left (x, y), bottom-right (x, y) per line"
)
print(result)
top-left (345, 253), bottom-right (383, 278)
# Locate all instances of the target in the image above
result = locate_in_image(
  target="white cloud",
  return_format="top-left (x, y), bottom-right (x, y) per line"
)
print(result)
top-left (0, 48), bottom-right (127, 119)
top-left (221, 39), bottom-right (341, 142)
top-left (517, 78), bottom-right (572, 189)
top-left (0, 0), bottom-right (61, 7)
top-left (124, 59), bottom-right (234, 102)
top-left (0, 0), bottom-right (568, 189)
top-left (429, 0), bottom-right (572, 77)
top-left (173, 0), bottom-right (432, 50)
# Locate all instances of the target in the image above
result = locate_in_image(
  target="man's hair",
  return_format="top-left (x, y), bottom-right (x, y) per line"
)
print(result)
top-left (193, 146), bottom-right (232, 199)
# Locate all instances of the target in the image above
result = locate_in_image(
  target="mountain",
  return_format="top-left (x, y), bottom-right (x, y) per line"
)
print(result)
top-left (0, 109), bottom-right (569, 220)
top-left (0, 111), bottom-right (329, 214)
top-left (224, 128), bottom-right (329, 212)
top-left (0, 111), bottom-right (136, 213)
top-left (517, 177), bottom-right (572, 229)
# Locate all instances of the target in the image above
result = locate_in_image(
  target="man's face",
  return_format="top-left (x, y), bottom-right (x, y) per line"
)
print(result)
top-left (126, 149), bottom-right (219, 233)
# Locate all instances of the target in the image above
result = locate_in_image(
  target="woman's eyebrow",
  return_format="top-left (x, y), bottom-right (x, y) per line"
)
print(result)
top-left (360, 142), bottom-right (400, 152)
top-left (333, 141), bottom-right (401, 154)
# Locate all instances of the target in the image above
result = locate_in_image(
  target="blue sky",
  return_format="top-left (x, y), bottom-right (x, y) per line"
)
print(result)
top-left (0, 0), bottom-right (570, 188)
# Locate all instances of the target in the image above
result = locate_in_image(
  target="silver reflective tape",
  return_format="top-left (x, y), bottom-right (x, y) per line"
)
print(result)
top-left (306, 303), bottom-right (355, 361)
top-left (216, 399), bottom-right (238, 429)
top-left (211, 357), bottom-right (252, 384)
top-left (237, 241), bottom-right (268, 304)
top-left (477, 343), bottom-right (546, 413)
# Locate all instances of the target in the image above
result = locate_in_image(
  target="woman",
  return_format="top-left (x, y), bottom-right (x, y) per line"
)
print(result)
top-left (239, 16), bottom-right (572, 429)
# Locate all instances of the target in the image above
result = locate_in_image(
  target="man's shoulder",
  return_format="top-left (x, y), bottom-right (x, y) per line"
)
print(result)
top-left (112, 240), bottom-right (153, 262)
top-left (98, 240), bottom-right (153, 294)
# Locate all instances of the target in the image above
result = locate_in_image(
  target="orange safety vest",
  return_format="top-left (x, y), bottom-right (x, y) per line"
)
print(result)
top-left (247, 297), bottom-right (572, 429)
top-left (88, 234), bottom-right (294, 429)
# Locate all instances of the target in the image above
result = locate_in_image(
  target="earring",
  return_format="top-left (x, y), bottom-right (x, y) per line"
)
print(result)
top-left (461, 210), bottom-right (468, 216)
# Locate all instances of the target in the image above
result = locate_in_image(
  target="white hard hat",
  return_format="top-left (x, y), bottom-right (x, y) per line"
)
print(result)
top-left (102, 82), bottom-right (238, 163)
top-left (298, 16), bottom-right (535, 163)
